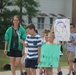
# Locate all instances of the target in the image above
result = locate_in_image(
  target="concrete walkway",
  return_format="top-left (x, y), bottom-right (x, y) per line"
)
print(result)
top-left (0, 67), bottom-right (69, 75)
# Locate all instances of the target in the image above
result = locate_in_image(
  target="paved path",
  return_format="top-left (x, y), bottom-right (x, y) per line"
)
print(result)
top-left (0, 67), bottom-right (69, 75)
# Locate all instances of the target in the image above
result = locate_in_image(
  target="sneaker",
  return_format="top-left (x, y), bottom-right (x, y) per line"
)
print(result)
top-left (21, 72), bottom-right (24, 75)
top-left (24, 72), bottom-right (27, 75)
top-left (72, 72), bottom-right (75, 75)
top-left (58, 71), bottom-right (62, 75)
top-left (39, 71), bottom-right (45, 75)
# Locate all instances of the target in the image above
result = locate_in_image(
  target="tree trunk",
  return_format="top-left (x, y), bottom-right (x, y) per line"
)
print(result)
top-left (20, 0), bottom-right (22, 24)
top-left (28, 16), bottom-right (32, 24)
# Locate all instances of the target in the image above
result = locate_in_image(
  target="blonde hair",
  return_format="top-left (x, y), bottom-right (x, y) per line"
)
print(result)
top-left (43, 29), bottom-right (50, 36)
top-left (45, 31), bottom-right (55, 38)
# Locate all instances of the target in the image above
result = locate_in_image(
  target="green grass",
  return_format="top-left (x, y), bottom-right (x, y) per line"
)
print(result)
top-left (60, 54), bottom-right (68, 66)
top-left (0, 48), bottom-right (68, 71)
top-left (60, 47), bottom-right (68, 66)
top-left (0, 50), bottom-right (9, 71)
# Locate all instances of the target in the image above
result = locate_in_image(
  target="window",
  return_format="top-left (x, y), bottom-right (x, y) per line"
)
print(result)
top-left (37, 17), bottom-right (44, 29)
top-left (50, 17), bottom-right (53, 29)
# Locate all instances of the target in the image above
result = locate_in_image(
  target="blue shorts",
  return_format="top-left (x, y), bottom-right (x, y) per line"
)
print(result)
top-left (25, 59), bottom-right (38, 69)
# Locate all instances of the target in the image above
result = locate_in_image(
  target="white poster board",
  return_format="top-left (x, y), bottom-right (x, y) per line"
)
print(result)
top-left (54, 19), bottom-right (70, 41)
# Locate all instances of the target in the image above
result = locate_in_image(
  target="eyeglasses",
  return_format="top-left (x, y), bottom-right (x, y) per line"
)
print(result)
top-left (13, 20), bottom-right (19, 21)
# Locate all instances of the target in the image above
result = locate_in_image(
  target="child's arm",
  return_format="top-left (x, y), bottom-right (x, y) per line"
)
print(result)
top-left (70, 37), bottom-right (76, 45)
top-left (71, 41), bottom-right (76, 45)
top-left (4, 41), bottom-right (8, 55)
top-left (20, 39), bottom-right (28, 56)
top-left (38, 46), bottom-right (41, 63)
top-left (20, 39), bottom-right (28, 47)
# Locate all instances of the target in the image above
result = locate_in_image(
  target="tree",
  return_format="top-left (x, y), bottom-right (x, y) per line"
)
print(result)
top-left (24, 0), bottom-right (39, 23)
top-left (13, 0), bottom-right (23, 24)
top-left (14, 0), bottom-right (39, 23)
top-left (0, 8), bottom-right (20, 49)
top-left (0, 0), bottom-right (13, 12)
top-left (0, 0), bottom-right (40, 49)
top-left (0, 0), bottom-right (19, 49)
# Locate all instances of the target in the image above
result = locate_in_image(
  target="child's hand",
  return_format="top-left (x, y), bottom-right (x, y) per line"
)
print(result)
top-left (72, 41), bottom-right (76, 45)
top-left (20, 39), bottom-right (28, 47)
top-left (22, 50), bottom-right (25, 56)
top-left (70, 38), bottom-right (72, 41)
top-left (38, 57), bottom-right (40, 63)
top-left (4, 49), bottom-right (7, 55)
top-left (20, 39), bottom-right (24, 44)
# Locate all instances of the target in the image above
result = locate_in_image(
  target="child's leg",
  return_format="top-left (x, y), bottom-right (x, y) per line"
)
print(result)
top-left (57, 57), bottom-right (62, 75)
top-left (57, 61), bottom-right (61, 72)
top-left (57, 58), bottom-right (61, 71)
top-left (10, 57), bottom-right (16, 75)
top-left (68, 60), bottom-right (73, 74)
top-left (30, 59), bottom-right (38, 75)
top-left (67, 51), bottom-right (75, 75)
top-left (74, 58), bottom-right (76, 69)
top-left (45, 68), bottom-right (48, 75)
top-left (31, 69), bottom-right (36, 75)
top-left (73, 58), bottom-right (76, 74)
top-left (25, 59), bottom-right (31, 75)
top-left (25, 68), bottom-right (31, 75)
top-left (45, 68), bottom-right (53, 75)
top-left (39, 68), bottom-right (43, 75)
top-left (48, 68), bottom-right (53, 75)
top-left (39, 68), bottom-right (45, 75)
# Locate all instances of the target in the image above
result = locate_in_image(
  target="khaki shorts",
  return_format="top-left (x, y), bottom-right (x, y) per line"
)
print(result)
top-left (67, 51), bottom-right (75, 61)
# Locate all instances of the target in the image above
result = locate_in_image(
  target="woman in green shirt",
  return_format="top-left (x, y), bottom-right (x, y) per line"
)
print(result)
top-left (4, 15), bottom-right (26, 75)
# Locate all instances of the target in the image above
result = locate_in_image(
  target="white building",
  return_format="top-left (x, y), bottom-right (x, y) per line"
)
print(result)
top-left (27, 0), bottom-right (72, 34)
top-left (6, 0), bottom-right (73, 34)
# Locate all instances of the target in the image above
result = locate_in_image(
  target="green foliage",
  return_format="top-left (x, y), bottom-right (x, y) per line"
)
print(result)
top-left (0, 8), bottom-right (20, 49)
top-left (60, 47), bottom-right (68, 66)
top-left (0, 48), bottom-right (68, 71)
top-left (14, 0), bottom-right (40, 23)
top-left (0, 7), bottom-right (20, 49)
top-left (24, 0), bottom-right (39, 17)
top-left (24, 0), bottom-right (39, 23)
top-left (0, 0), bottom-right (13, 9)
top-left (0, 50), bottom-right (9, 71)
top-left (0, 0), bottom-right (39, 49)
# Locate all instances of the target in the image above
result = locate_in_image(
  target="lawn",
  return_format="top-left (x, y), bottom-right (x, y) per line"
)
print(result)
top-left (60, 49), bottom-right (68, 66)
top-left (0, 50), bottom-right (9, 71)
top-left (0, 48), bottom-right (68, 71)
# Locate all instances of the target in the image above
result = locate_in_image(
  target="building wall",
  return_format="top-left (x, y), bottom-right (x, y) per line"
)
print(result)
top-left (6, 0), bottom-right (73, 34)
top-left (32, 0), bottom-right (72, 34)
top-left (38, 0), bottom-right (65, 14)
top-left (64, 0), bottom-right (72, 22)
top-left (72, 0), bottom-right (76, 24)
